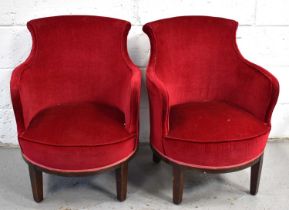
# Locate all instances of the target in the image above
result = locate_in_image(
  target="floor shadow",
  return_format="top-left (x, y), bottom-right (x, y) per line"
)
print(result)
top-left (129, 144), bottom-right (251, 203)
top-left (46, 172), bottom-right (116, 200)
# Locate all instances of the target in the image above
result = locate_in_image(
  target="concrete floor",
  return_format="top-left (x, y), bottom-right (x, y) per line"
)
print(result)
top-left (0, 142), bottom-right (288, 210)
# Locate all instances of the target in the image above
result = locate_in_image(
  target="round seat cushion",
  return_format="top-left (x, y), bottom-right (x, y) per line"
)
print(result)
top-left (161, 101), bottom-right (270, 169)
top-left (19, 102), bottom-right (136, 172)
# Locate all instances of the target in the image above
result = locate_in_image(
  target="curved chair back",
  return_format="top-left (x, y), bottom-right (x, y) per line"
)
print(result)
top-left (143, 16), bottom-right (274, 121)
top-left (19, 16), bottom-right (132, 127)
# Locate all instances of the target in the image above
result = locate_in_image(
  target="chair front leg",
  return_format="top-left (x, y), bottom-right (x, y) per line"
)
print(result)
top-left (250, 154), bottom-right (264, 195)
top-left (28, 165), bottom-right (43, 202)
top-left (115, 161), bottom-right (128, 201)
top-left (173, 165), bottom-right (184, 204)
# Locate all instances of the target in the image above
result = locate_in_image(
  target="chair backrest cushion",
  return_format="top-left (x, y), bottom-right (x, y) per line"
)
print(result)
top-left (144, 16), bottom-right (251, 105)
top-left (19, 16), bottom-right (132, 127)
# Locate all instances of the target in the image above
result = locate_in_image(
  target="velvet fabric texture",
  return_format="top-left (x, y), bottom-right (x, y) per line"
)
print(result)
top-left (11, 16), bottom-right (141, 172)
top-left (143, 16), bottom-right (279, 169)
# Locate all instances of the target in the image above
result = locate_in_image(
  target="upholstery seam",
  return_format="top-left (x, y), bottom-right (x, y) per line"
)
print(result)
top-left (22, 148), bottom-right (137, 173)
top-left (164, 128), bottom-right (270, 144)
top-left (19, 133), bottom-right (136, 147)
top-left (152, 145), bottom-right (264, 170)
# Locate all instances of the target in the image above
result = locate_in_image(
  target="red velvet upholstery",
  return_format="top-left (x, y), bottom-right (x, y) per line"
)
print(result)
top-left (143, 16), bottom-right (279, 169)
top-left (11, 16), bottom-right (141, 172)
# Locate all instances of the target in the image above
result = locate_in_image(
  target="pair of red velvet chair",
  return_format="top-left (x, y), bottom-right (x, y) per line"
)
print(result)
top-left (11, 15), bottom-right (279, 204)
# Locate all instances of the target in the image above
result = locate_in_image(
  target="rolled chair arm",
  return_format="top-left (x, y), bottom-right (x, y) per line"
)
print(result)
top-left (146, 69), bottom-right (170, 135)
top-left (229, 52), bottom-right (279, 124)
top-left (125, 66), bottom-right (142, 134)
top-left (10, 65), bottom-right (26, 134)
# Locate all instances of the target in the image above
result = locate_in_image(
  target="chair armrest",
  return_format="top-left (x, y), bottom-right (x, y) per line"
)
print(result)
top-left (125, 66), bottom-right (142, 134)
top-left (10, 64), bottom-right (26, 134)
top-left (143, 23), bottom-right (170, 136)
top-left (228, 32), bottom-right (279, 124)
top-left (229, 58), bottom-right (279, 124)
top-left (146, 69), bottom-right (170, 135)
top-left (10, 22), bottom-right (37, 133)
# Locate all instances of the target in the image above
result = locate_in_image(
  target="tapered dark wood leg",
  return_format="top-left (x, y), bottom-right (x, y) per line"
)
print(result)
top-left (28, 165), bottom-right (43, 202)
top-left (173, 166), bottom-right (184, 204)
top-left (250, 155), bottom-right (264, 195)
top-left (153, 153), bottom-right (161, 164)
top-left (115, 161), bottom-right (128, 201)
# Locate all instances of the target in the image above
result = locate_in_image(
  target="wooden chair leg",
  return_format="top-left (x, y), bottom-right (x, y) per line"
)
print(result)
top-left (115, 162), bottom-right (128, 201)
top-left (28, 165), bottom-right (43, 202)
top-left (152, 153), bottom-right (161, 164)
top-left (173, 165), bottom-right (184, 204)
top-left (250, 155), bottom-right (264, 195)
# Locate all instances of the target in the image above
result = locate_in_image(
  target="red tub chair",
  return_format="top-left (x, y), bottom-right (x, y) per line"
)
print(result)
top-left (10, 16), bottom-right (141, 202)
top-left (143, 16), bottom-right (279, 204)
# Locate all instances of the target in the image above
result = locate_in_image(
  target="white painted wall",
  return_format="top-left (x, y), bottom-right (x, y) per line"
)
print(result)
top-left (0, 0), bottom-right (288, 144)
